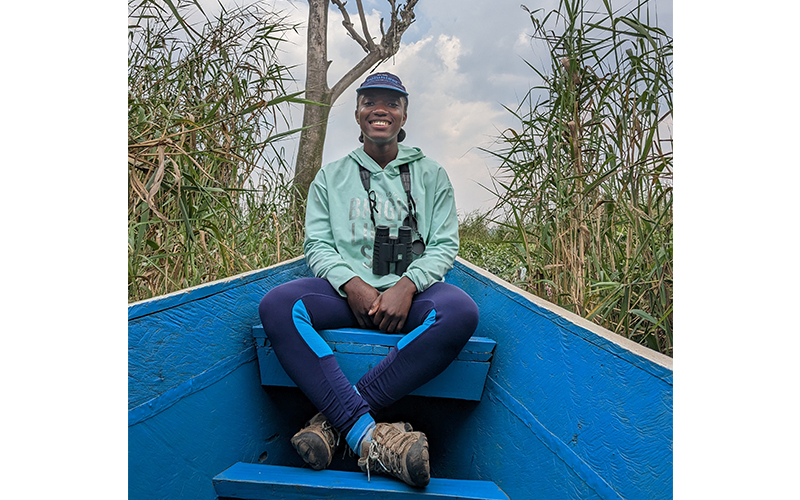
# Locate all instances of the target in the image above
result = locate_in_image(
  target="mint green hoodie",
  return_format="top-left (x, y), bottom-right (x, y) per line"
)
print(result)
top-left (304, 144), bottom-right (459, 296)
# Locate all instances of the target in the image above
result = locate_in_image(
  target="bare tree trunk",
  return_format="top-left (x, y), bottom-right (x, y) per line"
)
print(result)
top-left (292, 0), bottom-right (420, 200)
top-left (293, 0), bottom-right (333, 198)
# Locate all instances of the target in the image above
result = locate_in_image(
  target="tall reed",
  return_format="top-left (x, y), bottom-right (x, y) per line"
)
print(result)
top-left (486, 0), bottom-right (673, 355)
top-left (128, 0), bottom-right (308, 302)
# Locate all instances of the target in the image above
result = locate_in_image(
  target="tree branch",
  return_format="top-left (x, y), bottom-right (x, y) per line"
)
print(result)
top-left (331, 0), bottom-right (370, 52)
top-left (355, 0), bottom-right (376, 51)
top-left (330, 51), bottom-right (383, 102)
top-left (330, 0), bottom-right (420, 100)
top-left (379, 0), bottom-right (418, 56)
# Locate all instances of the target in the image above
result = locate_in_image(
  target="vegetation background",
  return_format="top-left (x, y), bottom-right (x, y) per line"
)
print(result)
top-left (128, 0), bottom-right (671, 356)
top-left (10, 0), bottom-right (800, 497)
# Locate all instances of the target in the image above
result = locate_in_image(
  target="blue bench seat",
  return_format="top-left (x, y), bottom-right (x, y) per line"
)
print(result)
top-left (213, 462), bottom-right (509, 499)
top-left (252, 326), bottom-right (495, 401)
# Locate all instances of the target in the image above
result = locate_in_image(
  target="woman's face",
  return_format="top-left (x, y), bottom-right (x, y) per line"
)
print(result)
top-left (356, 89), bottom-right (408, 146)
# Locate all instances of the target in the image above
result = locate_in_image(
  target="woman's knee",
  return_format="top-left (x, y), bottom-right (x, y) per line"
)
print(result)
top-left (460, 295), bottom-right (480, 333)
top-left (436, 285), bottom-right (479, 335)
top-left (423, 290), bottom-right (479, 352)
top-left (260, 278), bottom-right (323, 314)
top-left (259, 282), bottom-right (293, 320)
top-left (258, 278), bottom-right (318, 333)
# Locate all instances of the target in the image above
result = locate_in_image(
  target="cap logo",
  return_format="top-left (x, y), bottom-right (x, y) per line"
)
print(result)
top-left (356, 72), bottom-right (408, 96)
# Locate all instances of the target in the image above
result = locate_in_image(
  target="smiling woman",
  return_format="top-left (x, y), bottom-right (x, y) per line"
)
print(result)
top-left (256, 72), bottom-right (482, 487)
top-left (356, 90), bottom-right (408, 152)
top-left (354, 73), bottom-right (409, 167)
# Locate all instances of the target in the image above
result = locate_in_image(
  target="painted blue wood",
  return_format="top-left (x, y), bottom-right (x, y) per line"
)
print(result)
top-left (129, 257), bottom-right (318, 500)
top-left (213, 462), bottom-right (510, 500)
top-left (129, 360), bottom-right (279, 500)
top-left (128, 257), bottom-right (313, 411)
top-left (129, 256), bottom-right (672, 500)
top-left (128, 348), bottom-right (256, 427)
top-left (128, 258), bottom-right (309, 321)
top-left (252, 326), bottom-right (495, 401)
top-left (438, 260), bottom-right (673, 500)
top-left (253, 326), bottom-right (496, 362)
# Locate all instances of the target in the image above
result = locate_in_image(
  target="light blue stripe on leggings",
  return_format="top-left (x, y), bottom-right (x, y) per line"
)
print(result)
top-left (397, 309), bottom-right (437, 350)
top-left (291, 300), bottom-right (333, 358)
top-left (345, 412), bottom-right (376, 454)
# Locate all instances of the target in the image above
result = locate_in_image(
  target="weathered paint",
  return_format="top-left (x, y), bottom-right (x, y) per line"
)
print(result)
top-left (129, 257), bottom-right (318, 500)
top-left (128, 256), bottom-right (312, 411)
top-left (128, 256), bottom-right (672, 500)
top-left (440, 259), bottom-right (672, 500)
top-left (129, 360), bottom-right (272, 499)
top-left (213, 462), bottom-right (510, 499)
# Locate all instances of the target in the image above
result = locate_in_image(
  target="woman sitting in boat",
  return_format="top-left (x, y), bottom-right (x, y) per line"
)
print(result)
top-left (258, 72), bottom-right (479, 488)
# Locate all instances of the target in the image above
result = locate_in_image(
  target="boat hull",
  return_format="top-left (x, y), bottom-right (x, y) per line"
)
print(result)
top-left (128, 257), bottom-right (672, 499)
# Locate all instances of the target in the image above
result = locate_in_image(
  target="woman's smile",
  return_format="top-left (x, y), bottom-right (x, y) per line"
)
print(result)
top-left (356, 89), bottom-right (407, 145)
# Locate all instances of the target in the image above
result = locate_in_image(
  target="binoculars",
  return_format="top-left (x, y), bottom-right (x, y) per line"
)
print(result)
top-left (372, 225), bottom-right (413, 276)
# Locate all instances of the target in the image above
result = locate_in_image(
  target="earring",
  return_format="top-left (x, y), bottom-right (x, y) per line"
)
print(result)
top-left (359, 132), bottom-right (364, 143)
top-left (398, 129), bottom-right (406, 142)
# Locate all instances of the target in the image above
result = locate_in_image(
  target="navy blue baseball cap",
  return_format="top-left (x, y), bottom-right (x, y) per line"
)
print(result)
top-left (356, 72), bottom-right (408, 96)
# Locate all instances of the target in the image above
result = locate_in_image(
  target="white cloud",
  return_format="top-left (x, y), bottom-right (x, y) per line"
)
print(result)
top-left (435, 34), bottom-right (463, 73)
top-left (391, 36), bottom-right (434, 67)
top-left (515, 30), bottom-right (530, 51)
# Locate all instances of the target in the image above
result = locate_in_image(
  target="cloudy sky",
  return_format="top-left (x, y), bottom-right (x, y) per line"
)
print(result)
top-left (198, 0), bottom-right (673, 216)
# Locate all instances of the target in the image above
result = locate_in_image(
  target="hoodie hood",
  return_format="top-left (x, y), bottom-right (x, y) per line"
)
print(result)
top-left (348, 144), bottom-right (426, 175)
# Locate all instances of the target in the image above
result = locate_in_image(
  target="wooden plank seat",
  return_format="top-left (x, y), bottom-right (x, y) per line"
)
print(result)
top-left (252, 325), bottom-right (496, 401)
top-left (213, 462), bottom-right (510, 500)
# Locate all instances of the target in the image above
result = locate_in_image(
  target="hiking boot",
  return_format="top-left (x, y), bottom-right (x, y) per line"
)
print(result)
top-left (291, 412), bottom-right (340, 470)
top-left (358, 422), bottom-right (430, 487)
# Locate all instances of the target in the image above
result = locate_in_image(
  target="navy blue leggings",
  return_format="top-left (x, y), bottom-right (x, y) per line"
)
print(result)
top-left (258, 278), bottom-right (479, 434)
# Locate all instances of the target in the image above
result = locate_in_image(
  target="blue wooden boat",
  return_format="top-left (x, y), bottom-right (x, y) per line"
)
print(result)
top-left (128, 257), bottom-right (672, 499)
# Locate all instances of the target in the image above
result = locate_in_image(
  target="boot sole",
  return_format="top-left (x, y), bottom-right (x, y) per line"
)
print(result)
top-left (406, 435), bottom-right (430, 487)
top-left (291, 432), bottom-right (331, 471)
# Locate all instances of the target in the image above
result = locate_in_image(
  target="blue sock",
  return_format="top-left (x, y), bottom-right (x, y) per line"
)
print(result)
top-left (346, 413), bottom-right (376, 455)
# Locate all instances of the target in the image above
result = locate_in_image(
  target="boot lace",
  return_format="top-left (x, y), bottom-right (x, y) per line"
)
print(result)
top-left (361, 427), bottom-right (417, 482)
top-left (320, 419), bottom-right (340, 449)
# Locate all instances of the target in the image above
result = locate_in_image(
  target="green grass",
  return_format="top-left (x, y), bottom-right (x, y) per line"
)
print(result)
top-left (475, 0), bottom-right (673, 356)
top-left (128, 0), bottom-right (308, 302)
